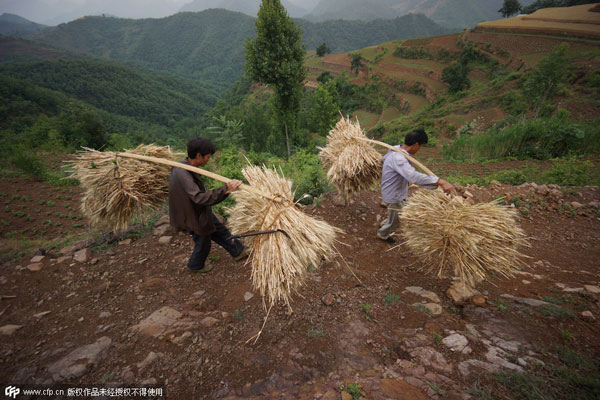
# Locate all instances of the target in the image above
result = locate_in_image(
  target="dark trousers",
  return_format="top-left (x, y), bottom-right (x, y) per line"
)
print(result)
top-left (188, 213), bottom-right (244, 270)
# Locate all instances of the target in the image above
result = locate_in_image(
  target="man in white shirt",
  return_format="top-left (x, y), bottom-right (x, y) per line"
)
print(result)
top-left (377, 129), bottom-right (454, 244)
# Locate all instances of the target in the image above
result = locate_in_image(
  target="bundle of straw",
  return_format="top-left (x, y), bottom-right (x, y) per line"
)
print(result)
top-left (226, 165), bottom-right (341, 309)
top-left (318, 116), bottom-right (382, 193)
top-left (399, 189), bottom-right (529, 287)
top-left (68, 144), bottom-right (182, 231)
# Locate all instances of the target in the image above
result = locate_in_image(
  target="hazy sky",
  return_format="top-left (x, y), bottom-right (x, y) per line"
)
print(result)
top-left (0, 0), bottom-right (321, 25)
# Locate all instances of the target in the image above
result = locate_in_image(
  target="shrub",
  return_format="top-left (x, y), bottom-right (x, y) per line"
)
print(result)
top-left (10, 148), bottom-right (47, 181)
top-left (539, 159), bottom-right (598, 186)
top-left (442, 62), bottom-right (471, 93)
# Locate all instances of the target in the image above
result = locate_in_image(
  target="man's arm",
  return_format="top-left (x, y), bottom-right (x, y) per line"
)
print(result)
top-left (394, 154), bottom-right (453, 193)
top-left (177, 170), bottom-right (233, 206)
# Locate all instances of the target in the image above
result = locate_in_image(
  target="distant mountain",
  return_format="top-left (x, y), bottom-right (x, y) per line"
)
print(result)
top-left (0, 36), bottom-right (77, 63)
top-left (18, 9), bottom-right (449, 89)
top-left (179, 0), bottom-right (308, 18)
top-left (0, 13), bottom-right (45, 35)
top-left (304, 0), bottom-right (537, 28)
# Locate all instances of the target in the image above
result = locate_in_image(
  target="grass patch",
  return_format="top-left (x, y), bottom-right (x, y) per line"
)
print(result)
top-left (538, 304), bottom-right (575, 318)
top-left (384, 291), bottom-right (401, 305)
top-left (343, 382), bottom-right (363, 399)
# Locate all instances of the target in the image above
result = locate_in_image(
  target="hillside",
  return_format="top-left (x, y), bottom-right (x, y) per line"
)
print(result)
top-left (0, 13), bottom-right (45, 35)
top-left (0, 36), bottom-right (76, 63)
top-left (16, 10), bottom-right (450, 89)
top-left (304, 0), bottom-right (537, 28)
top-left (180, 0), bottom-right (308, 18)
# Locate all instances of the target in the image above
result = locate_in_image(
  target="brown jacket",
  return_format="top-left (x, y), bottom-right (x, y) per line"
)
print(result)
top-left (168, 159), bottom-right (229, 236)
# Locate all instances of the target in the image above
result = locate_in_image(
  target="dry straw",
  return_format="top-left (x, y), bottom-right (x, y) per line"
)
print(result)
top-left (318, 116), bottom-right (382, 193)
top-left (399, 189), bottom-right (529, 287)
top-left (67, 144), bottom-right (182, 231)
top-left (226, 165), bottom-right (341, 310)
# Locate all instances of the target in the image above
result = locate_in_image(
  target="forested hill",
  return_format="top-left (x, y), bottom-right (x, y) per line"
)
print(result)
top-left (0, 13), bottom-right (46, 35)
top-left (18, 9), bottom-right (450, 90)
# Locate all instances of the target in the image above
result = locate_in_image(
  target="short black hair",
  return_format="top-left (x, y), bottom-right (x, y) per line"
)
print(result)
top-left (404, 129), bottom-right (428, 146)
top-left (187, 138), bottom-right (216, 159)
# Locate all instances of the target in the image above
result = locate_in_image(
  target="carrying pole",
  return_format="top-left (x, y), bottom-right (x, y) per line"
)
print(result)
top-left (357, 137), bottom-right (436, 177)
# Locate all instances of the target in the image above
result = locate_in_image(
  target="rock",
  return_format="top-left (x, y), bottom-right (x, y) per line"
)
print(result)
top-left (470, 295), bottom-right (487, 307)
top-left (30, 255), bottom-right (45, 263)
top-left (99, 312), bottom-right (111, 319)
top-left (244, 292), bottom-right (254, 302)
top-left (119, 239), bottom-right (132, 246)
top-left (458, 359), bottom-right (500, 376)
top-left (584, 285), bottom-right (600, 294)
top-left (321, 294), bottom-right (335, 306)
top-left (56, 256), bottom-right (72, 264)
top-left (581, 311), bottom-right (595, 322)
top-left (409, 347), bottom-right (453, 373)
top-left (73, 248), bottom-right (91, 263)
top-left (563, 287), bottom-right (584, 293)
top-left (154, 215), bottom-right (169, 227)
top-left (130, 307), bottom-right (183, 337)
top-left (442, 333), bottom-right (469, 353)
top-left (137, 352), bottom-right (159, 371)
top-left (47, 337), bottom-right (112, 381)
top-left (33, 311), bottom-right (51, 319)
top-left (0, 324), bottom-right (22, 335)
top-left (153, 224), bottom-right (170, 236)
top-left (90, 258), bottom-right (99, 265)
top-left (26, 263), bottom-right (43, 272)
top-left (332, 193), bottom-right (346, 207)
top-left (121, 366), bottom-right (135, 384)
top-left (200, 317), bottom-right (219, 328)
top-left (446, 282), bottom-right (479, 305)
top-left (500, 294), bottom-right (549, 307)
top-left (158, 236), bottom-right (172, 245)
top-left (172, 331), bottom-right (192, 345)
top-left (485, 346), bottom-right (523, 372)
top-left (570, 201), bottom-right (584, 209)
top-left (417, 303), bottom-right (442, 315)
top-left (341, 392), bottom-right (352, 400)
top-left (141, 378), bottom-right (157, 386)
top-left (379, 378), bottom-right (427, 400)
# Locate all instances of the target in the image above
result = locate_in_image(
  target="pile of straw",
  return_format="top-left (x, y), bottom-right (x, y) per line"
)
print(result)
top-left (226, 165), bottom-right (341, 309)
top-left (68, 144), bottom-right (182, 231)
top-left (400, 189), bottom-right (529, 287)
top-left (319, 116), bottom-right (382, 193)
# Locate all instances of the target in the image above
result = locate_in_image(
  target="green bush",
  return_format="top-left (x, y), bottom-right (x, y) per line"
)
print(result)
top-left (442, 62), bottom-right (470, 93)
top-left (539, 159), bottom-right (599, 186)
top-left (10, 148), bottom-right (47, 181)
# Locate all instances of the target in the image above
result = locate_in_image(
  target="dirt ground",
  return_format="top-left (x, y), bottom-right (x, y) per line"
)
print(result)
top-left (1, 172), bottom-right (599, 399)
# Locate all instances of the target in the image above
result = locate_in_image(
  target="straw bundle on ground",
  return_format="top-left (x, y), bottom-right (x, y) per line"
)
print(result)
top-left (318, 116), bottom-right (382, 193)
top-left (226, 165), bottom-right (341, 309)
top-left (68, 144), bottom-right (182, 231)
top-left (399, 189), bottom-right (529, 287)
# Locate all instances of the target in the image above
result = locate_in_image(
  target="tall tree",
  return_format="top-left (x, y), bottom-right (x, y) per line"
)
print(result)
top-left (245, 0), bottom-right (306, 158)
top-left (349, 53), bottom-right (364, 75)
top-left (499, 0), bottom-right (522, 17)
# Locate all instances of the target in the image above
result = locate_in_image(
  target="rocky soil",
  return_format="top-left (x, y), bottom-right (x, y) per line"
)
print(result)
top-left (1, 178), bottom-right (599, 399)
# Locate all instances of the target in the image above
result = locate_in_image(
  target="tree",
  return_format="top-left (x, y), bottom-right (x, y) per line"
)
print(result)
top-left (317, 72), bottom-right (333, 84)
top-left (499, 0), bottom-right (522, 17)
top-left (442, 62), bottom-right (471, 93)
top-left (349, 53), bottom-right (364, 75)
top-left (316, 42), bottom-right (330, 57)
top-left (245, 0), bottom-right (306, 158)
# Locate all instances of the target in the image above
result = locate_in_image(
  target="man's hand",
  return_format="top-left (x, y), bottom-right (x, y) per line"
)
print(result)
top-left (225, 179), bottom-right (242, 194)
top-left (437, 179), bottom-right (454, 194)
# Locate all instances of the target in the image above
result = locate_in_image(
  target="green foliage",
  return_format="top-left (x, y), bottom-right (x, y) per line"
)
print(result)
top-left (442, 62), bottom-right (471, 93)
top-left (538, 304), bottom-right (575, 318)
top-left (384, 291), bottom-right (401, 305)
top-left (499, 0), bottom-right (522, 18)
top-left (432, 332), bottom-right (443, 345)
top-left (9, 148), bottom-right (47, 181)
top-left (443, 111), bottom-right (597, 161)
top-left (316, 72), bottom-right (333, 84)
top-left (245, 0), bottom-right (306, 157)
top-left (343, 382), bottom-right (363, 399)
top-left (300, 86), bottom-right (338, 135)
top-left (349, 53), bottom-right (364, 75)
top-left (393, 45), bottom-right (432, 59)
top-left (280, 150), bottom-right (332, 201)
top-left (539, 159), bottom-right (599, 186)
top-left (316, 42), bottom-right (330, 57)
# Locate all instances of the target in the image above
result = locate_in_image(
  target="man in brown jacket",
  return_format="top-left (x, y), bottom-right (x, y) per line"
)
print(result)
top-left (169, 138), bottom-right (247, 272)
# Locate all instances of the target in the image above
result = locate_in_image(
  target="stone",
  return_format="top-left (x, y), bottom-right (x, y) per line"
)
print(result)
top-left (584, 285), bottom-right (600, 294)
top-left (470, 295), bottom-right (487, 307)
top-left (153, 224), bottom-right (170, 236)
top-left (409, 347), bottom-right (453, 373)
top-left (141, 378), bottom-right (157, 386)
top-left (56, 256), bottom-right (72, 264)
top-left (130, 307), bottom-right (183, 337)
top-left (458, 359), bottom-right (499, 376)
top-left (0, 324), bottom-right (22, 336)
top-left (414, 303), bottom-right (442, 316)
top-left (321, 294), bottom-right (335, 306)
top-left (158, 236), bottom-right (172, 245)
top-left (26, 263), bottom-right (43, 272)
top-left (500, 294), bottom-right (549, 307)
top-left (485, 346), bottom-right (523, 372)
top-left (73, 248), bottom-right (91, 263)
top-left (332, 193), bottom-right (346, 207)
top-left (379, 378), bottom-right (427, 400)
top-left (154, 215), bottom-right (169, 227)
top-left (119, 239), bottom-right (132, 246)
top-left (244, 292), bottom-right (254, 302)
top-left (442, 333), bottom-right (469, 353)
top-left (446, 282), bottom-right (478, 305)
top-left (121, 366), bottom-right (135, 384)
top-left (33, 311), bottom-right (51, 319)
top-left (99, 312), bottom-right (111, 319)
top-left (570, 201), bottom-right (584, 209)
top-left (30, 255), bottom-right (45, 263)
top-left (200, 317), bottom-right (219, 328)
top-left (137, 352), bottom-right (159, 371)
top-left (581, 311), bottom-right (595, 322)
top-left (47, 337), bottom-right (111, 381)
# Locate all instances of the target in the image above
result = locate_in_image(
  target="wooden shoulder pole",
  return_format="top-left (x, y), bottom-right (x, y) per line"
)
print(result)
top-left (358, 138), bottom-right (436, 177)
top-left (115, 152), bottom-right (284, 203)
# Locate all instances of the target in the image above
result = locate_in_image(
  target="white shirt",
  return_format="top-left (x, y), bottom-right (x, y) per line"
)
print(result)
top-left (380, 146), bottom-right (439, 204)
